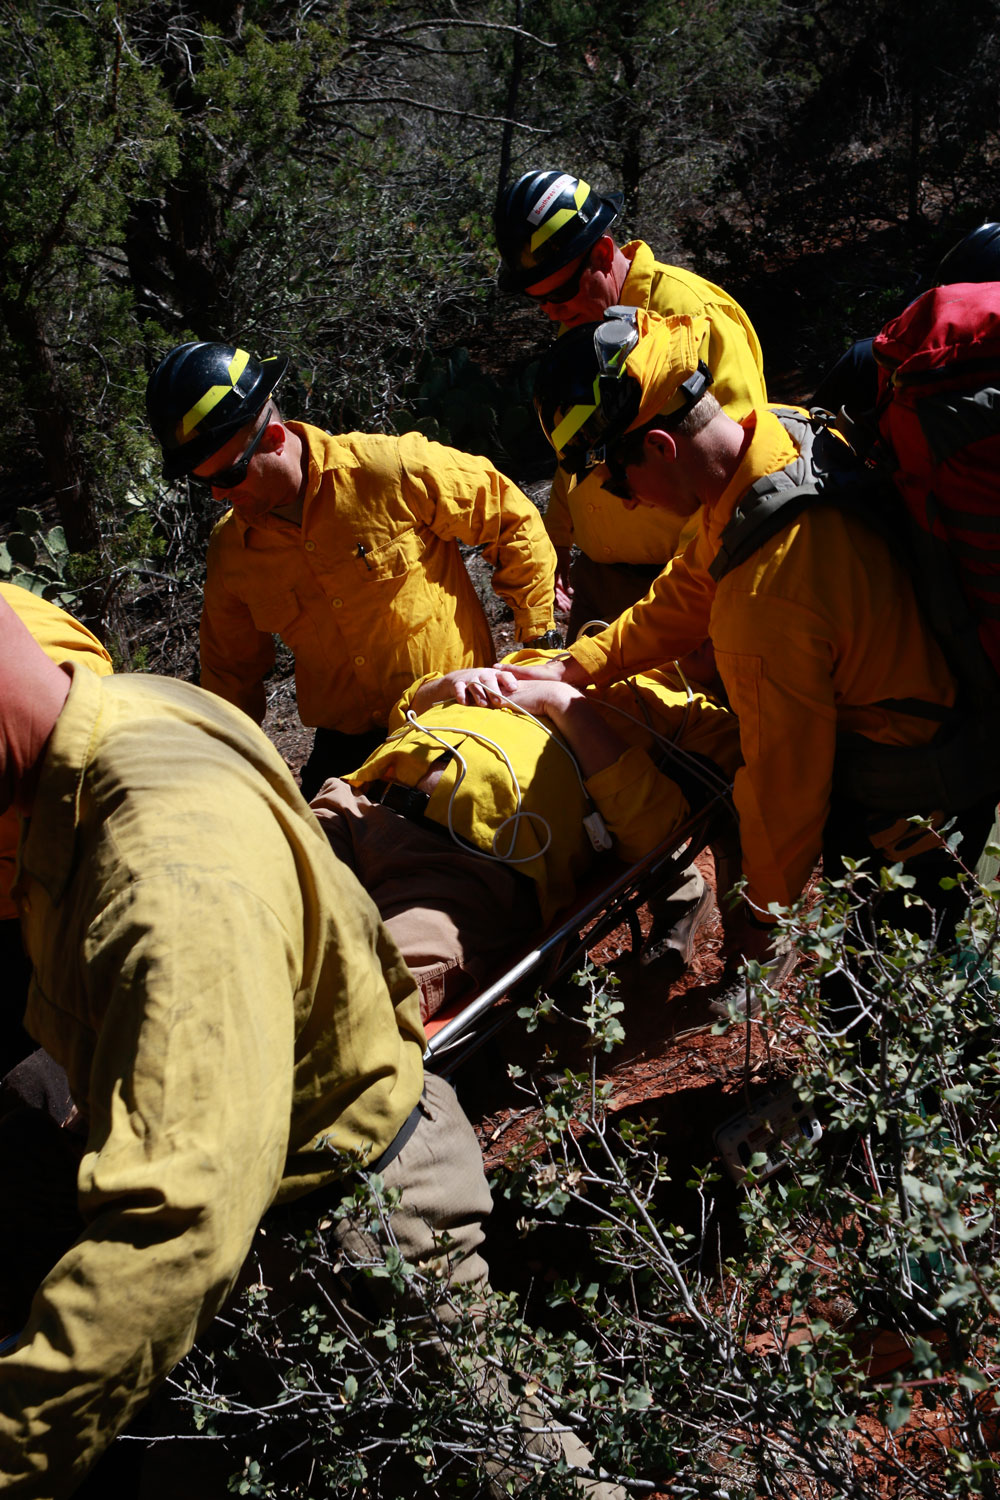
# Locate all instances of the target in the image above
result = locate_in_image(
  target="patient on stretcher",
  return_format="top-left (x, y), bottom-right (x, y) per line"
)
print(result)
top-left (310, 651), bottom-right (741, 1021)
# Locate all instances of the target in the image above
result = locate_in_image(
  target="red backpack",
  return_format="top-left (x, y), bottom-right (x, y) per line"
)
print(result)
top-left (872, 281), bottom-right (1000, 699)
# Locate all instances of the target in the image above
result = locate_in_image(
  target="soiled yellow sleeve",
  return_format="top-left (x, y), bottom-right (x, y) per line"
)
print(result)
top-left (0, 875), bottom-right (298, 1496)
top-left (0, 586), bottom-right (112, 921)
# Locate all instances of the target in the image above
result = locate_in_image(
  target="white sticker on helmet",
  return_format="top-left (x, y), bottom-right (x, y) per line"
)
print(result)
top-left (528, 174), bottom-right (580, 226)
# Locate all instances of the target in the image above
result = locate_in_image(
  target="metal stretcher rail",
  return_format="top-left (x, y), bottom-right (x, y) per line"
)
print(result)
top-left (424, 795), bottom-right (730, 1073)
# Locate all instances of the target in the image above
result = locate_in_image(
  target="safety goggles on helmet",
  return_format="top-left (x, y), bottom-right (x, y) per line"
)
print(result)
top-left (188, 405), bottom-right (272, 491)
top-left (547, 308), bottom-right (643, 477)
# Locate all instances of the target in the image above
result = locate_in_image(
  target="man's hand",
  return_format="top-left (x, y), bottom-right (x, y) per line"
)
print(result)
top-left (505, 678), bottom-right (581, 720)
top-left (498, 654), bottom-right (589, 688)
top-left (554, 546), bottom-right (574, 613)
top-left (411, 667), bottom-right (520, 714)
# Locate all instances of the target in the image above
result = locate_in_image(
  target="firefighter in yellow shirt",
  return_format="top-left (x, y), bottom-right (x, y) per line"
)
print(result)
top-left (0, 600), bottom-right (624, 1500)
top-left (494, 169), bottom-right (767, 639)
top-left (511, 307), bottom-right (999, 1005)
top-left (145, 342), bottom-right (558, 797)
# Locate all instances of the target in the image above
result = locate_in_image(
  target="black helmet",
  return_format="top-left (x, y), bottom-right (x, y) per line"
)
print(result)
top-left (495, 169), bottom-right (623, 295)
top-left (146, 341), bottom-right (289, 480)
top-left (533, 310), bottom-right (643, 479)
top-left (534, 306), bottom-right (715, 481)
top-left (935, 221), bottom-right (1000, 286)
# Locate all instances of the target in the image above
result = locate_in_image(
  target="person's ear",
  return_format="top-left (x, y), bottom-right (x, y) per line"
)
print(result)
top-left (590, 235), bottom-right (615, 272)
top-left (259, 420), bottom-right (285, 454)
top-left (644, 427), bottom-right (678, 463)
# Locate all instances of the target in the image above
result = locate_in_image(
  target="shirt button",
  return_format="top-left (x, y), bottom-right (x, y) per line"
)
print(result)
top-left (587, 504), bottom-right (596, 513)
top-left (603, 546), bottom-right (612, 555)
top-left (332, 598), bottom-right (343, 608)
top-left (304, 540), bottom-right (316, 552)
top-left (354, 655), bottom-right (365, 665)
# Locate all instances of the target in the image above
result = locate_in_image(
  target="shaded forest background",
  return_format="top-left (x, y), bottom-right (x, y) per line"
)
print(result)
top-left (2, 0), bottom-right (998, 670)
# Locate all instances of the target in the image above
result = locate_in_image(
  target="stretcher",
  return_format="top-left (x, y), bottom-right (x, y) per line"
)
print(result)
top-left (423, 795), bottom-right (731, 1075)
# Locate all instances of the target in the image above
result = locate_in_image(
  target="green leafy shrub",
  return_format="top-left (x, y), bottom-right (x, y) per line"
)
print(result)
top-left (159, 857), bottom-right (1000, 1498)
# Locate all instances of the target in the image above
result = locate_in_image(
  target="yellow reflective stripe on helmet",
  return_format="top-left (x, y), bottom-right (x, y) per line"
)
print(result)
top-left (179, 348), bottom-right (251, 437)
top-left (550, 375), bottom-right (602, 454)
top-left (530, 178), bottom-right (590, 253)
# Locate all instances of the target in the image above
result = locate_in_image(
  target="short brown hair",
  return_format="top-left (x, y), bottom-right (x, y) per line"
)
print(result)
top-left (615, 390), bottom-right (720, 466)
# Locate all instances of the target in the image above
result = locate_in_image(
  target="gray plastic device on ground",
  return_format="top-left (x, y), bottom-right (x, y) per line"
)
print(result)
top-left (714, 1089), bottom-right (823, 1183)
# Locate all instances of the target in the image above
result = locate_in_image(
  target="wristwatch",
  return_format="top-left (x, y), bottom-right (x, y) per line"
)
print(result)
top-left (521, 629), bottom-right (563, 650)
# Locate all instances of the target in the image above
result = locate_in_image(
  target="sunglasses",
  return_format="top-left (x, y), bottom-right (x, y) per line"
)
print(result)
top-left (189, 406), bottom-right (272, 491)
top-left (526, 253), bottom-right (590, 307)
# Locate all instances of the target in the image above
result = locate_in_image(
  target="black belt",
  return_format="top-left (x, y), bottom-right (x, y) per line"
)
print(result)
top-left (364, 1094), bottom-right (425, 1175)
top-left (363, 776), bottom-right (481, 852)
top-left (365, 777), bottom-right (432, 820)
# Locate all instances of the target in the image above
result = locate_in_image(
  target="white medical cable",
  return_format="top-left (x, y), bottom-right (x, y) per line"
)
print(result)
top-left (375, 674), bottom-right (732, 861)
top-left (493, 699), bottom-right (592, 796)
top-left (600, 695), bottom-right (732, 801)
top-left (397, 709), bottom-right (555, 865)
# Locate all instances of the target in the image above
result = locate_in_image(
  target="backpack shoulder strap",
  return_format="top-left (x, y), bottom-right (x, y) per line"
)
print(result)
top-left (709, 409), bottom-right (872, 583)
top-left (709, 483), bottom-right (820, 582)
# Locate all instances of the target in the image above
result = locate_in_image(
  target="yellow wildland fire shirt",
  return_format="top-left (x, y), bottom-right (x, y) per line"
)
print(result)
top-left (0, 583), bottom-right (112, 921)
top-left (201, 423), bottom-right (557, 733)
top-left (348, 652), bottom-right (740, 922)
top-left (3, 667), bottom-right (423, 1496)
top-left (544, 240), bottom-right (768, 563)
top-left (569, 409), bottom-right (956, 912)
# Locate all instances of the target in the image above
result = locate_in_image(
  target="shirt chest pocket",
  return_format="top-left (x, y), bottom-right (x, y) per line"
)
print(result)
top-left (351, 531), bottom-right (422, 584)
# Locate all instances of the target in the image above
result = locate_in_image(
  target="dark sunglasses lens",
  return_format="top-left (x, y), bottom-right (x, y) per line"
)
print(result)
top-left (528, 259), bottom-right (585, 305)
top-left (188, 411), bottom-right (268, 491)
top-left (542, 279), bottom-right (578, 306)
top-left (189, 460), bottom-right (244, 492)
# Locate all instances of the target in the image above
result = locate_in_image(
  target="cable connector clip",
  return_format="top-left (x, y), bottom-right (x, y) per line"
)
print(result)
top-left (583, 810), bottom-right (613, 851)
